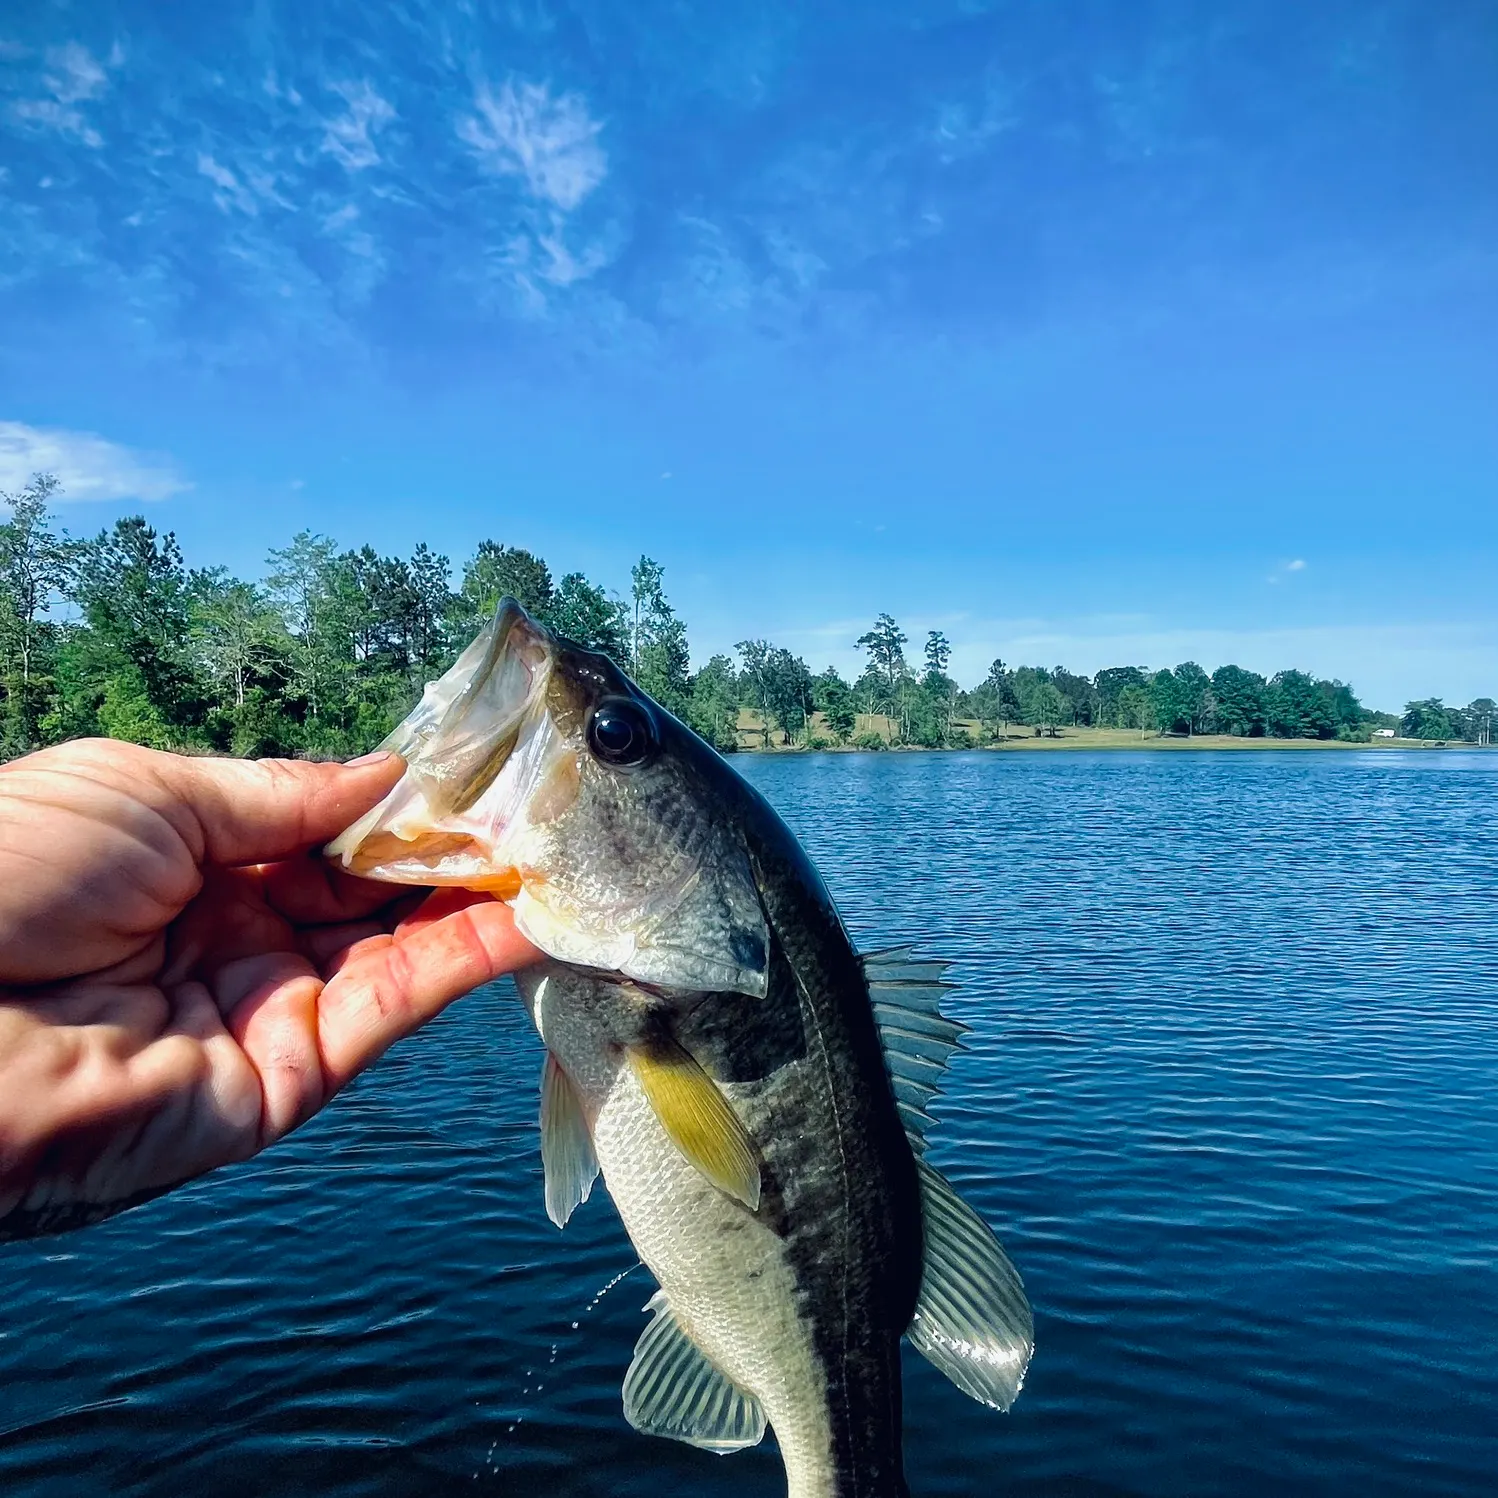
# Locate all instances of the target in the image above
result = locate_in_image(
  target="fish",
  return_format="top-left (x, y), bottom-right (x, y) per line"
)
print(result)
top-left (326, 599), bottom-right (1034, 1498)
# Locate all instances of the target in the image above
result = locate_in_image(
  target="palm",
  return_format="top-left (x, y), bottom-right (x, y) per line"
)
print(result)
top-left (0, 741), bottom-right (536, 1241)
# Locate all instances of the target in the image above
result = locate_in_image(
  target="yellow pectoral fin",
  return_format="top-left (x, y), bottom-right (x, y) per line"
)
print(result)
top-left (628, 1039), bottom-right (762, 1211)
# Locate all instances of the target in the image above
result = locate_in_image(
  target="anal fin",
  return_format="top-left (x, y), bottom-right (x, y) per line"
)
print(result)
top-left (909, 1157), bottom-right (1034, 1410)
top-left (540, 1051), bottom-right (599, 1229)
top-left (627, 1037), bottom-right (761, 1210)
top-left (622, 1290), bottom-right (766, 1453)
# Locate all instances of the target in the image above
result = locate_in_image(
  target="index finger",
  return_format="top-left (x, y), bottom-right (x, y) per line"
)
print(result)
top-left (312, 892), bottom-right (541, 1088)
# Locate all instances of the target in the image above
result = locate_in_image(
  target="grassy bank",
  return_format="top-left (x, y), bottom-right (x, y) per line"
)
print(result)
top-left (732, 711), bottom-right (1473, 753)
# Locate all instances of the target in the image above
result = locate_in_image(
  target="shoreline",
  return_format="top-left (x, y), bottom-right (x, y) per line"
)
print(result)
top-left (733, 732), bottom-right (1485, 754)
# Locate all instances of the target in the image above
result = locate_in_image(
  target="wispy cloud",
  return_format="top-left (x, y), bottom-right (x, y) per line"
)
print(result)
top-left (10, 42), bottom-right (113, 148)
top-left (1268, 557), bottom-right (1308, 584)
top-left (0, 421), bottom-right (188, 502)
top-left (459, 79), bottom-right (606, 210)
top-left (321, 80), bottom-right (394, 172)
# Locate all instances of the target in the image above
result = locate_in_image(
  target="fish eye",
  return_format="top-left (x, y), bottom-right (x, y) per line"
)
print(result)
top-left (587, 698), bottom-right (657, 769)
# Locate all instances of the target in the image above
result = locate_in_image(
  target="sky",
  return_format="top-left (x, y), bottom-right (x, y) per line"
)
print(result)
top-left (1, 1), bottom-right (1495, 709)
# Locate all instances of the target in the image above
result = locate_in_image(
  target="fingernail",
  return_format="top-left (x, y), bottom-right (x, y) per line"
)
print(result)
top-left (348, 749), bottom-right (402, 768)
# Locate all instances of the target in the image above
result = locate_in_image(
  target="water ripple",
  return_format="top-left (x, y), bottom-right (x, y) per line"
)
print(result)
top-left (2, 750), bottom-right (1496, 1495)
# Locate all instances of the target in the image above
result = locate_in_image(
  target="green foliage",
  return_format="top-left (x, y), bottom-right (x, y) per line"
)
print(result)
top-left (857, 614), bottom-right (908, 707)
top-left (629, 556), bottom-right (690, 715)
top-left (1401, 698), bottom-right (1454, 740)
top-left (1210, 665), bottom-right (1267, 736)
top-left (0, 473), bottom-right (79, 754)
top-left (459, 540), bottom-right (554, 625)
top-left (550, 572), bottom-right (629, 662)
top-left (759, 647), bottom-right (814, 746)
top-left (1265, 669), bottom-right (1338, 739)
top-left (813, 667), bottom-right (857, 742)
top-left (0, 469), bottom-right (1480, 766)
top-left (686, 653), bottom-right (740, 751)
top-left (1115, 683), bottom-right (1156, 733)
top-left (74, 517), bottom-right (208, 741)
top-left (1095, 666), bottom-right (1148, 726)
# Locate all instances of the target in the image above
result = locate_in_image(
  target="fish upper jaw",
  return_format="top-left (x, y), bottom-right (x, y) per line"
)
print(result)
top-left (325, 601), bottom-right (562, 883)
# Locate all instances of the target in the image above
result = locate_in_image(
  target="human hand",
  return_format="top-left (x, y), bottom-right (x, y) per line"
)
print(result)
top-left (0, 738), bottom-right (539, 1241)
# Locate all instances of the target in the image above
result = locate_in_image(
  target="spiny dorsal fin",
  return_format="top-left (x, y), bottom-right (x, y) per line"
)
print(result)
top-left (862, 946), bottom-right (966, 1152)
top-left (622, 1290), bottom-right (767, 1453)
top-left (539, 1051), bottom-right (599, 1229)
top-left (908, 1157), bottom-right (1033, 1410)
top-left (627, 1038), bottom-right (762, 1209)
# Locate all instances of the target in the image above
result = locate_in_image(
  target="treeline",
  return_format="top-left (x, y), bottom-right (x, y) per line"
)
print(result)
top-left (0, 472), bottom-right (1491, 760)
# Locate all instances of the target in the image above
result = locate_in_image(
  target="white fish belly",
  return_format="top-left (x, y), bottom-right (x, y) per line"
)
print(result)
top-left (593, 1065), bottom-right (836, 1485)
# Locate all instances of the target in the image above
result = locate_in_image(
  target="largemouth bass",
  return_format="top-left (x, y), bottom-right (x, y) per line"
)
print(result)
top-left (327, 600), bottom-right (1033, 1498)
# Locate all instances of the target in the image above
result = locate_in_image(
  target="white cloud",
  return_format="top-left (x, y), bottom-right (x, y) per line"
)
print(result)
top-left (0, 421), bottom-right (189, 503)
top-left (198, 152), bottom-right (255, 214)
top-left (10, 42), bottom-right (111, 148)
top-left (459, 79), bottom-right (606, 210)
top-left (322, 80), bottom-right (394, 171)
top-left (1268, 557), bottom-right (1309, 585)
top-left (196, 151), bottom-right (289, 217)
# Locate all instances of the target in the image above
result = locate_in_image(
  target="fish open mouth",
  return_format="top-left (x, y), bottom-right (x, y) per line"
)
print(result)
top-left (326, 598), bottom-right (556, 884)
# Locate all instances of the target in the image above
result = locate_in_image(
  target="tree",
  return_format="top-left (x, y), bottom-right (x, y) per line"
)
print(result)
top-left (630, 556), bottom-right (665, 676)
top-left (1266, 670), bottom-right (1336, 739)
top-left (550, 572), bottom-right (628, 662)
top-left (1150, 668), bottom-right (1186, 734)
top-left (459, 541), bottom-right (554, 629)
top-left (814, 667), bottom-right (857, 743)
top-left (1211, 665), bottom-right (1267, 736)
top-left (74, 516), bottom-right (207, 740)
top-left (1010, 666), bottom-right (1053, 729)
top-left (687, 654), bottom-right (741, 751)
top-left (1035, 681), bottom-right (1067, 735)
top-left (1052, 666), bottom-right (1099, 727)
top-left (969, 658), bottom-right (1022, 742)
top-left (629, 556), bottom-right (690, 714)
top-left (1320, 678), bottom-right (1363, 736)
top-left (857, 614), bottom-right (908, 708)
top-left (924, 630), bottom-right (951, 678)
top-left (762, 648), bottom-right (814, 746)
top-left (1094, 666), bottom-right (1148, 727)
top-left (1464, 698), bottom-right (1495, 746)
top-left (406, 542), bottom-right (453, 684)
top-left (266, 531), bottom-right (347, 734)
top-left (922, 630), bottom-right (958, 742)
top-left (1173, 662), bottom-right (1213, 735)
top-left (188, 569), bottom-right (288, 710)
top-left (1117, 682), bottom-right (1156, 735)
top-left (736, 639), bottom-right (773, 747)
top-left (1401, 698), bottom-right (1454, 740)
top-left (0, 472), bottom-right (78, 750)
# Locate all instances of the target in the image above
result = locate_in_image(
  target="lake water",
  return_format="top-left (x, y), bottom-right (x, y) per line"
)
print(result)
top-left (3, 750), bottom-right (1497, 1496)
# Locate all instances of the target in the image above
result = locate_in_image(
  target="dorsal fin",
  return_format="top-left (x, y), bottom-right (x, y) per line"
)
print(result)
top-left (622, 1290), bottom-right (767, 1452)
top-left (862, 946), bottom-right (966, 1152)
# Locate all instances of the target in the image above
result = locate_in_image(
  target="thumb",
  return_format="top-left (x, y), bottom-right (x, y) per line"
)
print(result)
top-left (148, 749), bottom-right (406, 868)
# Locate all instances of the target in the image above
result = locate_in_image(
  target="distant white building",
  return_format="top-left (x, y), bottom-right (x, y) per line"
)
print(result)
top-left (1373, 728), bottom-right (1396, 738)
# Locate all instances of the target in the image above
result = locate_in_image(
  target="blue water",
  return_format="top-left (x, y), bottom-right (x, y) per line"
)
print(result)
top-left (3, 750), bottom-right (1497, 1496)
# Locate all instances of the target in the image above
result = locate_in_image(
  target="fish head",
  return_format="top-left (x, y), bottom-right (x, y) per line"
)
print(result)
top-left (326, 599), bottom-right (769, 997)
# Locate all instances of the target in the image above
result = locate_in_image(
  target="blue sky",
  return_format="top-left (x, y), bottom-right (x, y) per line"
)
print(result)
top-left (2, 1), bottom-right (1494, 708)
